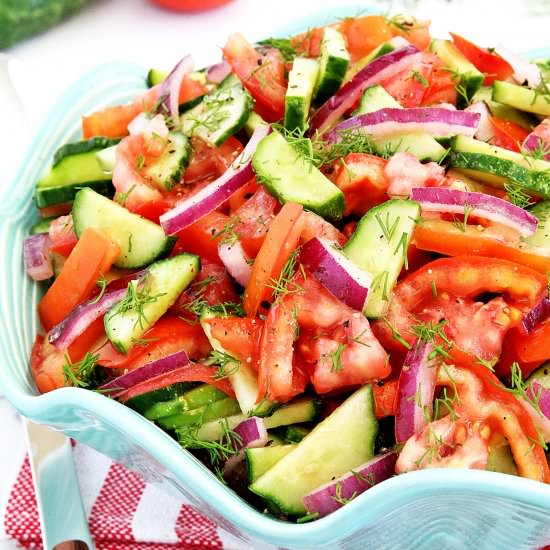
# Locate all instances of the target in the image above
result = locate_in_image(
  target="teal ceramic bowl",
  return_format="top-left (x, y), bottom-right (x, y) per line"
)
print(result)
top-left (2, 5), bottom-right (550, 549)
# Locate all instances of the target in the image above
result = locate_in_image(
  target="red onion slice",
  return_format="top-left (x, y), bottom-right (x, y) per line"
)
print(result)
top-left (522, 295), bottom-right (550, 333)
top-left (410, 187), bottom-right (537, 237)
top-left (207, 61), bottom-right (232, 84)
top-left (156, 54), bottom-right (195, 121)
top-left (218, 240), bottom-right (252, 287)
top-left (299, 237), bottom-right (372, 311)
top-left (466, 101), bottom-right (495, 142)
top-left (527, 380), bottom-right (550, 423)
top-left (523, 120), bottom-right (550, 160)
top-left (223, 416), bottom-right (268, 474)
top-left (494, 45), bottom-right (541, 88)
top-left (48, 287), bottom-right (127, 349)
top-left (100, 350), bottom-right (190, 395)
top-left (302, 452), bottom-right (398, 517)
top-left (395, 341), bottom-right (436, 444)
top-left (325, 107), bottom-right (480, 143)
top-left (24, 233), bottom-right (53, 281)
top-left (309, 45), bottom-right (421, 134)
top-left (160, 124), bottom-right (271, 235)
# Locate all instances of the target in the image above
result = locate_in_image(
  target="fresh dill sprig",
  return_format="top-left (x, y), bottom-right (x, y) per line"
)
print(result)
top-left (504, 181), bottom-right (534, 209)
top-left (205, 349), bottom-right (240, 380)
top-left (393, 232), bottom-right (410, 269)
top-left (504, 362), bottom-right (542, 415)
top-left (411, 320), bottom-right (453, 361)
top-left (63, 352), bottom-right (99, 388)
top-left (433, 387), bottom-right (459, 421)
top-left (135, 154), bottom-right (145, 171)
top-left (331, 481), bottom-right (358, 506)
top-left (371, 270), bottom-right (390, 301)
top-left (273, 124), bottom-right (376, 169)
top-left (329, 342), bottom-right (347, 373)
top-left (89, 274), bottom-right (108, 305)
top-left (115, 279), bottom-right (166, 330)
top-left (476, 356), bottom-right (497, 371)
top-left (382, 318), bottom-right (412, 349)
top-left (178, 419), bottom-right (242, 466)
top-left (116, 184), bottom-right (137, 206)
top-left (410, 69), bottom-right (429, 87)
top-left (452, 203), bottom-right (475, 233)
top-left (375, 211), bottom-right (399, 242)
top-left (267, 250), bottom-right (302, 299)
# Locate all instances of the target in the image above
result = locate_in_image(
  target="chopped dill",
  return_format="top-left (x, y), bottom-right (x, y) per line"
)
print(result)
top-left (205, 349), bottom-right (240, 380)
top-left (63, 352), bottom-right (99, 388)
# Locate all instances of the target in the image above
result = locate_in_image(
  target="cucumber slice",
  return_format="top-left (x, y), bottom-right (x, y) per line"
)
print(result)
top-left (181, 79), bottom-right (252, 147)
top-left (314, 27), bottom-right (350, 104)
top-left (524, 201), bottom-right (550, 253)
top-left (272, 425), bottom-right (311, 443)
top-left (492, 80), bottom-right (550, 116)
top-left (346, 42), bottom-right (395, 80)
top-left (53, 137), bottom-right (121, 167)
top-left (430, 39), bottom-right (483, 106)
top-left (72, 188), bottom-right (176, 268)
top-left (147, 68), bottom-right (169, 87)
top-left (344, 199), bottom-right (420, 318)
top-left (156, 397), bottom-right (241, 430)
top-left (200, 307), bottom-right (275, 416)
top-left (142, 132), bottom-right (191, 191)
top-left (244, 111), bottom-right (267, 136)
top-left (35, 140), bottom-right (116, 207)
top-left (188, 397), bottom-right (321, 442)
top-left (143, 384), bottom-right (228, 420)
top-left (526, 363), bottom-right (550, 389)
top-left (250, 385), bottom-right (378, 515)
top-left (252, 130), bottom-right (345, 222)
top-left (473, 87), bottom-right (536, 130)
top-left (486, 443), bottom-right (517, 475)
top-left (284, 57), bottom-right (319, 132)
top-left (104, 253), bottom-right (199, 353)
top-left (30, 216), bottom-right (56, 235)
top-left (95, 145), bottom-right (117, 174)
top-left (246, 444), bottom-right (297, 483)
top-left (449, 136), bottom-right (550, 195)
top-left (355, 84), bottom-right (446, 162)
top-left (125, 382), bottom-right (198, 413)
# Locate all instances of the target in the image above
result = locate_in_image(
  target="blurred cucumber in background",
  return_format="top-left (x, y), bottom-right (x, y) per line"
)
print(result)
top-left (0, 0), bottom-right (95, 49)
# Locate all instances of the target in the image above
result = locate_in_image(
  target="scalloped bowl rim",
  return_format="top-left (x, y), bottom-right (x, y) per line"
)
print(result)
top-left (2, 5), bottom-right (550, 548)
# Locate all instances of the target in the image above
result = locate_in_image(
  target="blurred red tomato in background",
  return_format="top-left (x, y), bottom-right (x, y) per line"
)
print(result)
top-left (151, 0), bottom-right (233, 11)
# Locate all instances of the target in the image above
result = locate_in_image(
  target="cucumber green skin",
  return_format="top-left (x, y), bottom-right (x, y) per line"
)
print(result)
top-left (72, 188), bottom-right (176, 269)
top-left (284, 58), bottom-right (319, 133)
top-left (526, 363), bottom-right (550, 390)
top-left (448, 152), bottom-right (550, 197)
top-left (344, 199), bottom-right (420, 318)
top-left (315, 55), bottom-right (349, 104)
top-left (250, 385), bottom-right (378, 515)
top-left (272, 425), bottom-right (310, 444)
top-left (147, 68), bottom-right (169, 87)
top-left (473, 87), bottom-right (536, 130)
top-left (104, 253), bottom-right (200, 354)
top-left (143, 384), bottom-right (228, 420)
top-left (189, 397), bottom-right (321, 442)
top-left (30, 216), bottom-right (56, 235)
top-left (157, 397), bottom-right (241, 430)
top-left (252, 131), bottom-right (345, 222)
top-left (35, 148), bottom-right (114, 208)
top-left (36, 180), bottom-right (114, 208)
top-left (246, 444), bottom-right (297, 483)
top-left (178, 95), bottom-right (206, 115)
top-left (124, 382), bottom-right (198, 414)
top-left (284, 95), bottom-right (310, 133)
top-left (52, 137), bottom-right (121, 167)
top-left (492, 80), bottom-right (550, 116)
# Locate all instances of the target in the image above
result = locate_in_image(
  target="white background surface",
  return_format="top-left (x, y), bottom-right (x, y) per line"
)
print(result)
top-left (1, 0), bottom-right (550, 548)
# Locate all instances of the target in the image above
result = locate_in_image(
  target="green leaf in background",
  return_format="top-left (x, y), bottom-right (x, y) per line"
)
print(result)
top-left (0, 0), bottom-right (95, 50)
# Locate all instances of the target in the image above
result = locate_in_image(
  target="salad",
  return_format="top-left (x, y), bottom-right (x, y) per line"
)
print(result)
top-left (24, 12), bottom-right (550, 521)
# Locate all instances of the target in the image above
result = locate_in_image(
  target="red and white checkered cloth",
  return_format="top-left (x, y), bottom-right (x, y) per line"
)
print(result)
top-left (2, 442), bottom-right (253, 550)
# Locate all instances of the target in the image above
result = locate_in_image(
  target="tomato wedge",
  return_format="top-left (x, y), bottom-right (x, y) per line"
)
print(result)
top-left (450, 32), bottom-right (513, 85)
top-left (96, 315), bottom-right (211, 369)
top-left (438, 360), bottom-right (550, 483)
top-left (38, 228), bottom-right (120, 331)
top-left (414, 218), bottom-right (550, 274)
top-left (490, 116), bottom-right (530, 152)
top-left (373, 379), bottom-right (398, 419)
top-left (119, 362), bottom-right (235, 403)
top-left (243, 202), bottom-right (304, 317)
top-left (339, 15), bottom-right (392, 62)
top-left (223, 33), bottom-right (287, 122)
